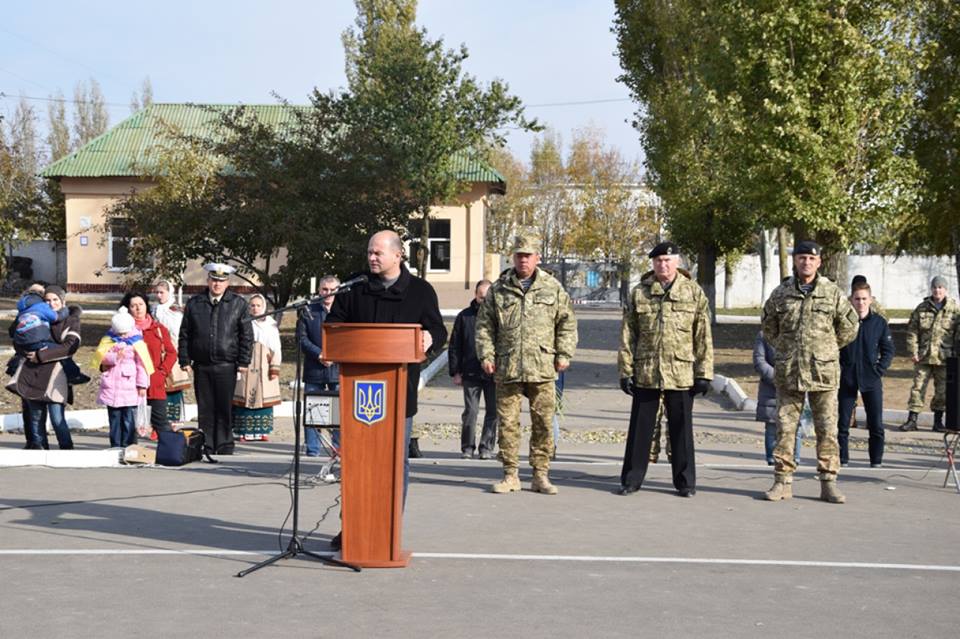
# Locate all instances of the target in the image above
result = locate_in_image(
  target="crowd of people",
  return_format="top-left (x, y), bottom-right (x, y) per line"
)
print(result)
top-left (4, 230), bottom-right (959, 510)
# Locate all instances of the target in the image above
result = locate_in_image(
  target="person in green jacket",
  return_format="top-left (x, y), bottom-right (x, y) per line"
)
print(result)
top-left (476, 233), bottom-right (578, 495)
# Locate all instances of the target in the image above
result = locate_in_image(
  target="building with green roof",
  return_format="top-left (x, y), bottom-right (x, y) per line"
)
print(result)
top-left (42, 103), bottom-right (505, 305)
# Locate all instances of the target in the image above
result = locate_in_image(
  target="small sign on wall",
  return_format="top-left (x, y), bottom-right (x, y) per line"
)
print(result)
top-left (79, 236), bottom-right (88, 246)
top-left (79, 217), bottom-right (91, 230)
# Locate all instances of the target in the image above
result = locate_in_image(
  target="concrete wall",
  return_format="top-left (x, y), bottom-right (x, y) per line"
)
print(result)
top-left (716, 254), bottom-right (959, 309)
top-left (6, 239), bottom-right (65, 284)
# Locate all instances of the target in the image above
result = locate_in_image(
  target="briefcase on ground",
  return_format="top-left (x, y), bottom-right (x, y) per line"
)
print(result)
top-left (156, 428), bottom-right (205, 466)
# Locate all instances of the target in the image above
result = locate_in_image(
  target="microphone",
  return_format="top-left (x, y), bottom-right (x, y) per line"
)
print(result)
top-left (337, 274), bottom-right (368, 290)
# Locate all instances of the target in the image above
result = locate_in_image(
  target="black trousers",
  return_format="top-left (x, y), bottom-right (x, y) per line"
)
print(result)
top-left (460, 377), bottom-right (498, 454)
top-left (837, 384), bottom-right (884, 465)
top-left (148, 398), bottom-right (170, 433)
top-left (194, 362), bottom-right (237, 453)
top-left (621, 388), bottom-right (695, 492)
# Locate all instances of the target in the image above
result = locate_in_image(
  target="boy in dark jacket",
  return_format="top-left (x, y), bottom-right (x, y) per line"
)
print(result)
top-left (9, 290), bottom-right (87, 384)
top-left (838, 281), bottom-right (894, 466)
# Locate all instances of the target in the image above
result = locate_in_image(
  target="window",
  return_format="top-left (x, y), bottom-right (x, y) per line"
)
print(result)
top-left (408, 218), bottom-right (451, 272)
top-left (108, 218), bottom-right (135, 270)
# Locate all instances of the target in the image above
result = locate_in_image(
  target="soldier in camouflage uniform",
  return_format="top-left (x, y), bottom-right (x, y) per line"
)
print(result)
top-left (617, 241), bottom-right (713, 497)
top-left (899, 276), bottom-right (959, 433)
top-left (476, 233), bottom-right (578, 495)
top-left (761, 241), bottom-right (859, 503)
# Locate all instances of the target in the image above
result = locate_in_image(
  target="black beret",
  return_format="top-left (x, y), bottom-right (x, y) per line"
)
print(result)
top-left (648, 241), bottom-right (680, 258)
top-left (794, 240), bottom-right (821, 256)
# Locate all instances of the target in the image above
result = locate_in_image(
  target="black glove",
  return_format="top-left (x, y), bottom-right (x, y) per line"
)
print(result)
top-left (619, 377), bottom-right (634, 396)
top-left (692, 378), bottom-right (711, 396)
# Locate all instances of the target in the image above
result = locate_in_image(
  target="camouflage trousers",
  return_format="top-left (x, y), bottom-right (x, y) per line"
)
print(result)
top-left (774, 388), bottom-right (840, 479)
top-left (650, 397), bottom-right (671, 463)
top-left (907, 364), bottom-right (946, 413)
top-left (496, 380), bottom-right (555, 472)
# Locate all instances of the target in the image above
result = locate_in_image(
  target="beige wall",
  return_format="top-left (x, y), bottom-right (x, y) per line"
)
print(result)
top-left (60, 177), bottom-right (492, 306)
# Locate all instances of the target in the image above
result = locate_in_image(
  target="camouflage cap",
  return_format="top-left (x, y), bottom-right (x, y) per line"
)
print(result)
top-left (511, 233), bottom-right (541, 255)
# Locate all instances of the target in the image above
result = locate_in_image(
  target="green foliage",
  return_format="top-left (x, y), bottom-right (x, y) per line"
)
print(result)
top-left (343, 0), bottom-right (537, 275)
top-left (615, 1), bottom-right (925, 283)
top-left (902, 0), bottom-right (960, 258)
top-left (106, 0), bottom-right (535, 304)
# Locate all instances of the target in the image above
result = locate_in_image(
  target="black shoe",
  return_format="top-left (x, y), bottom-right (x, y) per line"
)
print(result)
top-left (330, 531), bottom-right (342, 551)
top-left (67, 373), bottom-right (92, 385)
top-left (934, 411), bottom-right (946, 433)
top-left (408, 438), bottom-right (423, 458)
top-left (24, 443), bottom-right (42, 450)
top-left (678, 488), bottom-right (696, 498)
top-left (617, 485), bottom-right (640, 496)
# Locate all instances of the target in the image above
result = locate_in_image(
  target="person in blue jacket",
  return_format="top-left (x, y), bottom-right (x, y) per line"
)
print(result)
top-left (838, 280), bottom-right (894, 467)
top-left (299, 275), bottom-right (341, 456)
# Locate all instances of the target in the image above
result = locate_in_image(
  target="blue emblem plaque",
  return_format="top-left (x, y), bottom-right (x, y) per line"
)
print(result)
top-left (354, 380), bottom-right (387, 426)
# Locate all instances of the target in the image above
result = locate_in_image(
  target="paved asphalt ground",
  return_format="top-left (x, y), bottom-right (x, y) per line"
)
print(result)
top-left (2, 309), bottom-right (957, 638)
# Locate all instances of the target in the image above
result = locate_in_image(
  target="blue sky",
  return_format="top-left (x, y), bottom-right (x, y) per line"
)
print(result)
top-left (0, 0), bottom-right (642, 166)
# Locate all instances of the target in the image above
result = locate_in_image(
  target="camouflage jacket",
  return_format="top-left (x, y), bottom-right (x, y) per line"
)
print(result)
top-left (475, 267), bottom-right (578, 383)
top-left (906, 296), bottom-right (959, 365)
top-left (761, 274), bottom-right (859, 392)
top-left (618, 270), bottom-right (714, 390)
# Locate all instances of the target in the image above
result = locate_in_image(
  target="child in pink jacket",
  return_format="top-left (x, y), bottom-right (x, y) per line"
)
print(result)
top-left (93, 308), bottom-right (153, 447)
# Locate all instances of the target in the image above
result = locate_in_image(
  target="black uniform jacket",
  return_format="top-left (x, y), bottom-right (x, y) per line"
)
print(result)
top-left (839, 311), bottom-right (894, 392)
top-left (179, 290), bottom-right (253, 368)
top-left (327, 263), bottom-right (447, 417)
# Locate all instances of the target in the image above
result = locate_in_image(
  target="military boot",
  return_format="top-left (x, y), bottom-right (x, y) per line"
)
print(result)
top-left (764, 477), bottom-right (792, 501)
top-left (820, 479), bottom-right (846, 504)
top-left (899, 411), bottom-right (919, 432)
top-left (531, 470), bottom-right (558, 495)
top-left (491, 469), bottom-right (521, 494)
top-left (933, 411), bottom-right (946, 433)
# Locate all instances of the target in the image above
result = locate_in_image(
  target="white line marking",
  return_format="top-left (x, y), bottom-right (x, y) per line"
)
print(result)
top-left (0, 549), bottom-right (958, 572)
top-left (413, 553), bottom-right (960, 572)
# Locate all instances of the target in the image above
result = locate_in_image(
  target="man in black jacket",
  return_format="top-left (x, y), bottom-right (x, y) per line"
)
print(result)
top-left (179, 263), bottom-right (253, 455)
top-left (327, 230), bottom-right (447, 491)
top-left (838, 280), bottom-right (894, 467)
top-left (449, 279), bottom-right (497, 459)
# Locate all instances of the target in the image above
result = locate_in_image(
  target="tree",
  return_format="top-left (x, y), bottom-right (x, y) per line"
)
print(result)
top-left (130, 76), bottom-right (154, 113)
top-left (342, 0), bottom-right (537, 277)
top-left (615, 1), bottom-right (756, 314)
top-left (104, 102), bottom-right (421, 308)
top-left (902, 0), bottom-right (960, 283)
top-left (564, 127), bottom-right (659, 294)
top-left (616, 1), bottom-right (924, 303)
top-left (485, 145), bottom-right (528, 254)
top-left (73, 78), bottom-right (109, 146)
top-left (714, 2), bottom-right (922, 283)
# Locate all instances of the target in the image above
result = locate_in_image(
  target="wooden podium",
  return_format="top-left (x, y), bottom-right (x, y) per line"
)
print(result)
top-left (322, 322), bottom-right (423, 568)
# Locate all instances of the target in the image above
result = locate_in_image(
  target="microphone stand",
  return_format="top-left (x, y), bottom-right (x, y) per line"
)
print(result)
top-left (237, 285), bottom-right (362, 576)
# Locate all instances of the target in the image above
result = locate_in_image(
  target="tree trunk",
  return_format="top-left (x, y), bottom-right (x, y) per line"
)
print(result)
top-left (777, 226), bottom-right (790, 281)
top-left (723, 257), bottom-right (735, 310)
top-left (417, 211), bottom-right (430, 281)
top-left (759, 228), bottom-right (777, 304)
top-left (619, 258), bottom-right (630, 306)
top-left (698, 244), bottom-right (718, 322)
top-left (816, 230), bottom-right (847, 287)
top-left (954, 230), bottom-right (960, 297)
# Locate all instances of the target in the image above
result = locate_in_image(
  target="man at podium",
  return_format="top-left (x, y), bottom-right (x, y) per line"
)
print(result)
top-left (327, 229), bottom-right (447, 503)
